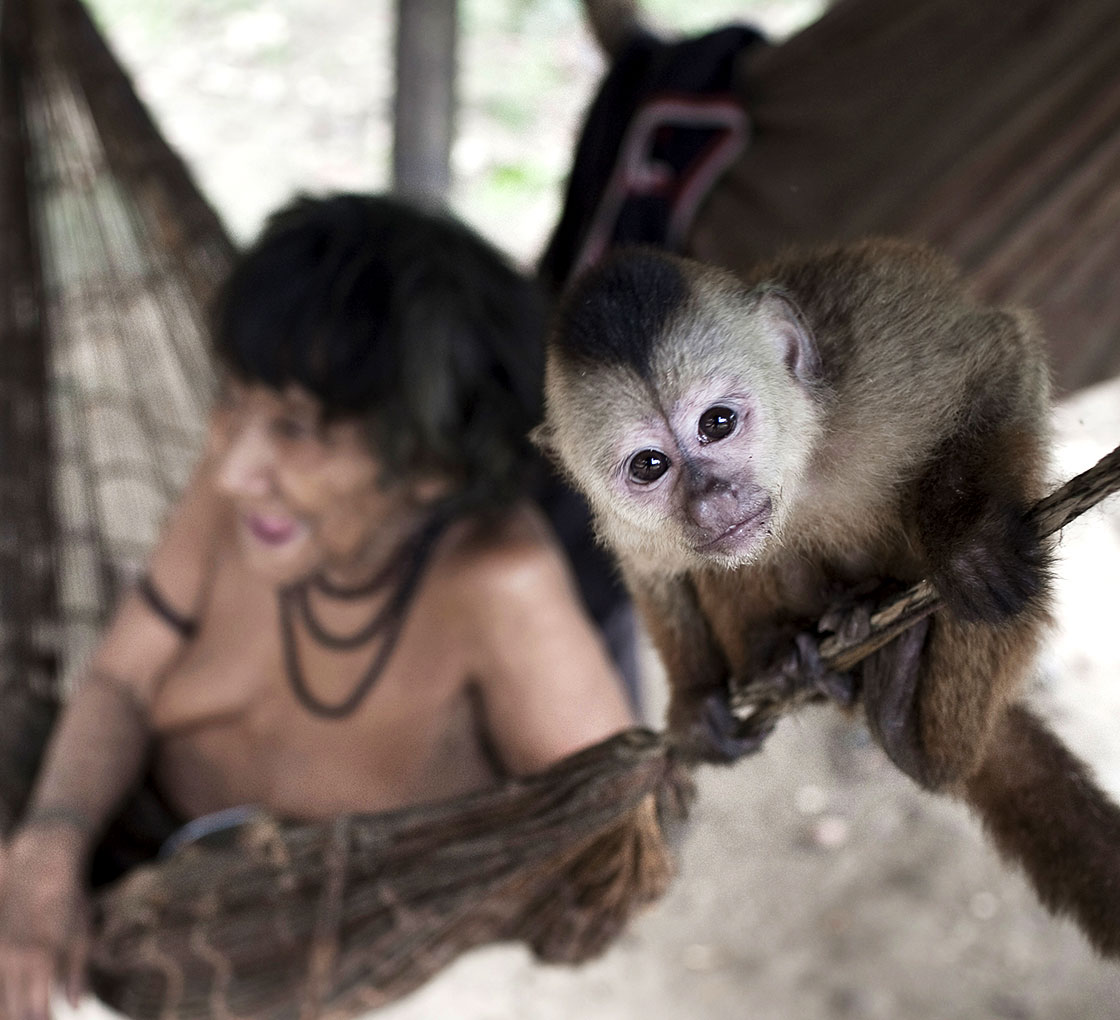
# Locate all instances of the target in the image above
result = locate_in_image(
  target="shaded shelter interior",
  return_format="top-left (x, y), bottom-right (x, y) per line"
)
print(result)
top-left (689, 0), bottom-right (1120, 393)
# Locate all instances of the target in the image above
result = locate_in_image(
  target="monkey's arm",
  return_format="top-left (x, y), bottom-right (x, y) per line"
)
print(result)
top-left (625, 569), bottom-right (766, 763)
top-left (865, 404), bottom-right (1051, 790)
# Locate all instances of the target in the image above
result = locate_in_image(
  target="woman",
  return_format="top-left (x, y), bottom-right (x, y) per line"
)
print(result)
top-left (0, 194), bottom-right (633, 1020)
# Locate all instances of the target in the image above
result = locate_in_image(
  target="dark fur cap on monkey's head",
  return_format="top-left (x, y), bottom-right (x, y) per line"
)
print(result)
top-left (552, 247), bottom-right (692, 380)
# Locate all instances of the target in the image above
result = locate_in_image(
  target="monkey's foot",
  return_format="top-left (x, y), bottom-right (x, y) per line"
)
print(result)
top-left (861, 615), bottom-right (933, 785)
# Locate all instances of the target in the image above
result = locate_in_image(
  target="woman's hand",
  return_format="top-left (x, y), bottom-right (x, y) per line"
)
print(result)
top-left (0, 827), bottom-right (90, 1020)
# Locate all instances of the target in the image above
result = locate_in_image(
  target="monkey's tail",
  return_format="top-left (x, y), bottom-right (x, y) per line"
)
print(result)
top-left (963, 703), bottom-right (1120, 957)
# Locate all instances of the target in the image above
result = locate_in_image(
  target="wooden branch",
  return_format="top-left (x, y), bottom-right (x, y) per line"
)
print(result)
top-left (730, 441), bottom-right (1120, 719)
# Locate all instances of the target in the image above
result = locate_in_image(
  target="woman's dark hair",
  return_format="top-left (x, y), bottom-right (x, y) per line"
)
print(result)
top-left (213, 193), bottom-right (549, 508)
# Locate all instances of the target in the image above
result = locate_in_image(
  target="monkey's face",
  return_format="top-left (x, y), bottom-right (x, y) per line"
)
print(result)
top-left (542, 252), bottom-right (824, 575)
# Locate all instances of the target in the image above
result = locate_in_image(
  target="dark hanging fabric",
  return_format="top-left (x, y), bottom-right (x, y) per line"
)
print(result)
top-left (539, 23), bottom-right (766, 291)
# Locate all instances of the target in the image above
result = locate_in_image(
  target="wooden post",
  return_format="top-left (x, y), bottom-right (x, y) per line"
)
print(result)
top-left (392, 0), bottom-right (457, 206)
top-left (581, 0), bottom-right (642, 58)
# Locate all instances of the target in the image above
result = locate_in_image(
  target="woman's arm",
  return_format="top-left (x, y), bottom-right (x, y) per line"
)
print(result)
top-left (17, 443), bottom-right (228, 845)
top-left (0, 669), bottom-right (153, 1020)
top-left (466, 508), bottom-right (636, 776)
top-left (0, 447), bottom-right (228, 1020)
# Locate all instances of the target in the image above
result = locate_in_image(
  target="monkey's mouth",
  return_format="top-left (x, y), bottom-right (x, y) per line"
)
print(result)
top-left (694, 499), bottom-right (773, 557)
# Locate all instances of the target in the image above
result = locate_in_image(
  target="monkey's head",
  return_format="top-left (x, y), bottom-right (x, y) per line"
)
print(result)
top-left (538, 249), bottom-right (825, 575)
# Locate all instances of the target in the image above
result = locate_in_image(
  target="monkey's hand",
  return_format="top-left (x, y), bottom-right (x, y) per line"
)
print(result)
top-left (670, 685), bottom-right (777, 765)
top-left (696, 632), bottom-right (856, 765)
top-left (925, 500), bottom-right (1048, 625)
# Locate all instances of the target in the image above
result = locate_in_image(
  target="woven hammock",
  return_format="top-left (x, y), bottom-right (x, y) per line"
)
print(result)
top-left (688, 0), bottom-right (1120, 395)
top-left (3, 0), bottom-right (1120, 1017)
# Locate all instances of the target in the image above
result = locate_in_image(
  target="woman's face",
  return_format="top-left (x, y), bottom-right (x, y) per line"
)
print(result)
top-left (210, 381), bottom-right (426, 587)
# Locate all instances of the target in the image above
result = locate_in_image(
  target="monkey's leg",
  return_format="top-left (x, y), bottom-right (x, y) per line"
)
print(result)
top-left (916, 608), bottom-right (1049, 786)
top-left (858, 593), bottom-right (1047, 790)
top-left (859, 617), bottom-right (931, 782)
top-left (964, 703), bottom-right (1120, 958)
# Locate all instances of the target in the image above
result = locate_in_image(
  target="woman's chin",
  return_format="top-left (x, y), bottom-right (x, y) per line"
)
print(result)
top-left (236, 515), bottom-right (315, 586)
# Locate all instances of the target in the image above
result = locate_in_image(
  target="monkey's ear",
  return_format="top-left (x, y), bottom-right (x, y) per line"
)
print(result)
top-left (529, 421), bottom-right (557, 458)
top-left (757, 290), bottom-right (822, 386)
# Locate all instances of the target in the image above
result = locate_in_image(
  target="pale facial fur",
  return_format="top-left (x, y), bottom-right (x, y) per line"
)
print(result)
top-left (543, 273), bottom-right (823, 576)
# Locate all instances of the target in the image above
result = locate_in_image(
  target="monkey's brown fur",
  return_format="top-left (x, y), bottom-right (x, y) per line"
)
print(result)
top-left (540, 238), bottom-right (1120, 958)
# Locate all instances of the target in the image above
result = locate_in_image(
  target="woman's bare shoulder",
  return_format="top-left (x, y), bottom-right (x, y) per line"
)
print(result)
top-left (433, 502), bottom-right (633, 773)
top-left (437, 502), bottom-right (576, 603)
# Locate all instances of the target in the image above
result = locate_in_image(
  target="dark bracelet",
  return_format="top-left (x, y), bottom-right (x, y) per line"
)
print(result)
top-left (136, 572), bottom-right (199, 640)
top-left (19, 804), bottom-right (95, 835)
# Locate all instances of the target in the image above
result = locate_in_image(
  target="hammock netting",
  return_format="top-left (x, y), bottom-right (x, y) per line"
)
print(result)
top-left (2, 0), bottom-right (1120, 1015)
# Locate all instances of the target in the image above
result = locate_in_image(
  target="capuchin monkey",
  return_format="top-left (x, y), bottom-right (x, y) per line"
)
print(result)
top-left (536, 238), bottom-right (1120, 958)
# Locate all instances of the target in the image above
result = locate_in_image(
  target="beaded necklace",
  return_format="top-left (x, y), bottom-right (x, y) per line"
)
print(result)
top-left (277, 512), bottom-right (450, 719)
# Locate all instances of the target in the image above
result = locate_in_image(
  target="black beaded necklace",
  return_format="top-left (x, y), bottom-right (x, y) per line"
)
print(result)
top-left (278, 512), bottom-right (450, 719)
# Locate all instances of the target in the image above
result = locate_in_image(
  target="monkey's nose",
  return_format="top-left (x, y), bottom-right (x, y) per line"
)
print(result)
top-left (696, 475), bottom-right (736, 499)
top-left (688, 478), bottom-right (741, 531)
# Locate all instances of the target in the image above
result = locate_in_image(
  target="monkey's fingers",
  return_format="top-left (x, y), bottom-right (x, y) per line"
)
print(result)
top-left (672, 691), bottom-right (777, 765)
top-left (821, 584), bottom-right (939, 674)
top-left (729, 633), bottom-right (853, 728)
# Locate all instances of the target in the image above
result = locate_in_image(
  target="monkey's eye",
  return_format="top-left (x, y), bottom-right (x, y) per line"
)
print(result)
top-left (628, 449), bottom-right (671, 484)
top-left (698, 406), bottom-right (737, 443)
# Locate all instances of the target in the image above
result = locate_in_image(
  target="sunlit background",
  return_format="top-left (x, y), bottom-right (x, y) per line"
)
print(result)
top-left (83, 0), bottom-right (825, 261)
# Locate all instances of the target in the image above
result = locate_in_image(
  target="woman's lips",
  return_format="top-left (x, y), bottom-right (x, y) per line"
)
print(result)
top-left (244, 512), bottom-right (304, 546)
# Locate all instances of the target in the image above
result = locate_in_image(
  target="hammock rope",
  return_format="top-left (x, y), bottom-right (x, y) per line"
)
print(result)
top-left (89, 730), bottom-right (692, 1020)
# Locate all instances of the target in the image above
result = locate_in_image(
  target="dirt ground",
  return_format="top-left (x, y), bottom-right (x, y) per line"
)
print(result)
top-left (68, 1), bottom-right (1120, 1016)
